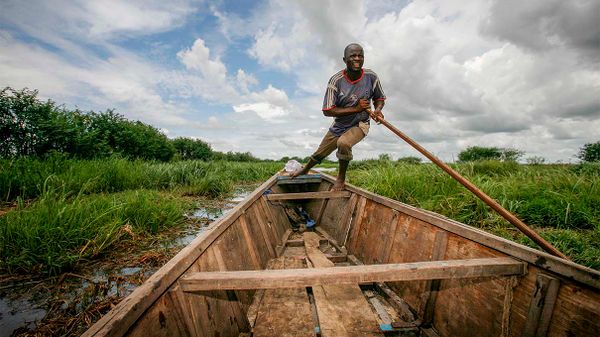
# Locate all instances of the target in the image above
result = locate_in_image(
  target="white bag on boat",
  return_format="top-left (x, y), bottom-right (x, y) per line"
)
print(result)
top-left (284, 159), bottom-right (302, 172)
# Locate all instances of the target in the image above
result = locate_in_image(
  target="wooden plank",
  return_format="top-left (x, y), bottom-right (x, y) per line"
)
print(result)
top-left (355, 204), bottom-right (397, 264)
top-left (185, 247), bottom-right (240, 337)
top-left (253, 257), bottom-right (314, 337)
top-left (336, 193), bottom-right (358, 245)
top-left (315, 227), bottom-right (347, 254)
top-left (247, 259), bottom-right (281, 328)
top-left (246, 289), bottom-right (265, 328)
top-left (346, 196), bottom-right (367, 251)
top-left (315, 198), bottom-right (329, 226)
top-left (251, 207), bottom-right (277, 258)
top-left (266, 191), bottom-right (351, 201)
top-left (347, 255), bottom-right (416, 323)
top-left (286, 238), bottom-right (327, 247)
top-left (276, 174), bottom-right (322, 185)
top-left (83, 174), bottom-right (280, 337)
top-left (315, 180), bottom-right (332, 227)
top-left (125, 286), bottom-right (191, 337)
top-left (523, 274), bottom-right (560, 337)
top-left (259, 196), bottom-right (286, 243)
top-left (365, 289), bottom-right (393, 325)
top-left (304, 232), bottom-right (382, 337)
top-left (422, 231), bottom-right (448, 326)
top-left (213, 246), bottom-right (251, 333)
top-left (255, 201), bottom-right (279, 250)
top-left (181, 257), bottom-right (527, 291)
top-left (177, 263), bottom-right (212, 336)
top-left (275, 228), bottom-right (293, 257)
top-left (282, 253), bottom-right (347, 263)
top-left (379, 210), bottom-right (400, 263)
top-left (421, 327), bottom-right (441, 337)
top-left (238, 213), bottom-right (262, 269)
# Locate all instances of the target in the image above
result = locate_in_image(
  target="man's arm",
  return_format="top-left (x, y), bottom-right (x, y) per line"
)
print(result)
top-left (323, 99), bottom-right (370, 117)
top-left (371, 99), bottom-right (385, 121)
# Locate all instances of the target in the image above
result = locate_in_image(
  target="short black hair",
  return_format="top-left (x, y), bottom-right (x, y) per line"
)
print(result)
top-left (344, 43), bottom-right (363, 58)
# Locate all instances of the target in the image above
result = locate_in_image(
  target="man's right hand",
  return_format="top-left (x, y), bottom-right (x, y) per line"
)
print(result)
top-left (357, 99), bottom-right (370, 111)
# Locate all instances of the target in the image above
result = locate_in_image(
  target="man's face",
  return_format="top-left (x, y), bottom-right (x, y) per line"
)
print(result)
top-left (343, 45), bottom-right (364, 72)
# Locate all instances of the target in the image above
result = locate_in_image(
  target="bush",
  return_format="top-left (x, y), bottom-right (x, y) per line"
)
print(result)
top-left (0, 87), bottom-right (174, 161)
top-left (578, 141), bottom-right (600, 162)
top-left (397, 156), bottom-right (422, 164)
top-left (458, 146), bottom-right (523, 162)
top-left (172, 137), bottom-right (213, 161)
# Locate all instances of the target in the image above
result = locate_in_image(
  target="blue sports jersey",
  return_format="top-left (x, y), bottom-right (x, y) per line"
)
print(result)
top-left (322, 69), bottom-right (386, 136)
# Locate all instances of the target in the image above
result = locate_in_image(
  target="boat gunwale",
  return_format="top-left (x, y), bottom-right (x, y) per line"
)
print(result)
top-left (316, 172), bottom-right (600, 290)
top-left (82, 173), bottom-right (280, 337)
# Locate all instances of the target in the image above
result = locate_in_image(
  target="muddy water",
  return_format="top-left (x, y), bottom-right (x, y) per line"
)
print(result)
top-left (0, 186), bottom-right (254, 336)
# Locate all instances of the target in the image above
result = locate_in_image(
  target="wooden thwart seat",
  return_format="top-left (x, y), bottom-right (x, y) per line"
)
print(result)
top-left (180, 257), bottom-right (526, 292)
top-left (266, 190), bottom-right (351, 201)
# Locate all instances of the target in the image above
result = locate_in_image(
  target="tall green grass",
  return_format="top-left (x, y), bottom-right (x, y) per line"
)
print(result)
top-left (0, 187), bottom-right (189, 274)
top-left (348, 160), bottom-right (600, 269)
top-left (0, 157), bottom-right (282, 274)
top-left (0, 156), bottom-right (282, 201)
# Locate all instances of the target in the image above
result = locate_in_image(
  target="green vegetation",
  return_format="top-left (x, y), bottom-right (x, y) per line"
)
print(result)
top-left (0, 157), bottom-right (281, 274)
top-left (578, 141), bottom-right (600, 162)
top-left (0, 155), bottom-right (280, 202)
top-left (458, 146), bottom-right (524, 162)
top-left (1, 188), bottom-right (188, 274)
top-left (347, 160), bottom-right (600, 269)
top-left (1, 87), bottom-right (175, 161)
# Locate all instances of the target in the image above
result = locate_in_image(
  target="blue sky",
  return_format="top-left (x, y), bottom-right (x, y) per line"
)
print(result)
top-left (1, 0), bottom-right (598, 162)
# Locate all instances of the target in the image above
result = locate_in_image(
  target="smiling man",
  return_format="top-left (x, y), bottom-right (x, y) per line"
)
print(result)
top-left (291, 43), bottom-right (386, 190)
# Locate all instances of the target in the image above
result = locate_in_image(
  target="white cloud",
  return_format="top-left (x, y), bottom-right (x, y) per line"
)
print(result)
top-left (241, 0), bottom-right (599, 161)
top-left (1, 0), bottom-right (598, 162)
top-left (82, 0), bottom-right (193, 38)
top-left (233, 85), bottom-right (291, 121)
top-left (236, 69), bottom-right (258, 93)
top-left (177, 39), bottom-right (228, 81)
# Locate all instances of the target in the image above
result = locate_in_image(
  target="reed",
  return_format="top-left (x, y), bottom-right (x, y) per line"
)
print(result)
top-left (0, 187), bottom-right (189, 274)
top-left (0, 156), bottom-right (282, 201)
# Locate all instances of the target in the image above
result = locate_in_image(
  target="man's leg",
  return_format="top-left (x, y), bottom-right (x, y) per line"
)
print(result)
top-left (332, 126), bottom-right (366, 190)
top-left (291, 132), bottom-right (338, 178)
top-left (290, 157), bottom-right (318, 178)
top-left (332, 159), bottom-right (349, 191)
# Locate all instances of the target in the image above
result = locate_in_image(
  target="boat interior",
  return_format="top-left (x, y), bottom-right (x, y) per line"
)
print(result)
top-left (84, 173), bottom-right (600, 337)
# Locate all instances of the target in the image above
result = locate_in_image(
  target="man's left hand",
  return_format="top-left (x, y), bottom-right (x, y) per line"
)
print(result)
top-left (370, 109), bottom-right (384, 123)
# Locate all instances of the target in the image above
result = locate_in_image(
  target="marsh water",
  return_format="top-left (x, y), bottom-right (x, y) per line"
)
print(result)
top-left (0, 187), bottom-right (253, 336)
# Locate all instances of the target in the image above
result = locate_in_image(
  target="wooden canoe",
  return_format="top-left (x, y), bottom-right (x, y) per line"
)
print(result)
top-left (83, 172), bottom-right (600, 337)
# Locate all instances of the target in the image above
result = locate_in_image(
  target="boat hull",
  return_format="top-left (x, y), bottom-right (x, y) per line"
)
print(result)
top-left (83, 172), bottom-right (600, 337)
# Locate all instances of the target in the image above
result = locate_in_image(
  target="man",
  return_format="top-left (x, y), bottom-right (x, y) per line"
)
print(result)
top-left (291, 43), bottom-right (385, 191)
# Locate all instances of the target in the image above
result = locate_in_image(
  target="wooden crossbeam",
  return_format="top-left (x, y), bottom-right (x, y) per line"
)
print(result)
top-left (276, 174), bottom-right (322, 185)
top-left (266, 191), bottom-right (351, 201)
top-left (180, 257), bottom-right (526, 292)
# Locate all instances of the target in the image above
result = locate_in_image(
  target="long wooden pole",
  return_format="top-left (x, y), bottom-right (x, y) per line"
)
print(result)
top-left (368, 112), bottom-right (568, 259)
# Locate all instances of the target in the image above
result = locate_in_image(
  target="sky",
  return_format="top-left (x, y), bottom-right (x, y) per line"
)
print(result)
top-left (1, 0), bottom-right (598, 162)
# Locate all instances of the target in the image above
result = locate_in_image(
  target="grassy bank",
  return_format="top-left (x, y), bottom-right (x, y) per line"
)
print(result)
top-left (0, 157), bottom-right (282, 274)
top-left (348, 160), bottom-right (600, 269)
top-left (0, 155), bottom-right (281, 201)
top-left (0, 189), bottom-right (189, 274)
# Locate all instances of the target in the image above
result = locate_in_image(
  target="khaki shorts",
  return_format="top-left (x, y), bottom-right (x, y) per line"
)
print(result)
top-left (310, 121), bottom-right (369, 162)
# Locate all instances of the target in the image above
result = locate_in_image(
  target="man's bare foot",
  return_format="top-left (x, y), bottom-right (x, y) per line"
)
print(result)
top-left (331, 180), bottom-right (345, 191)
top-left (290, 166), bottom-right (309, 179)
